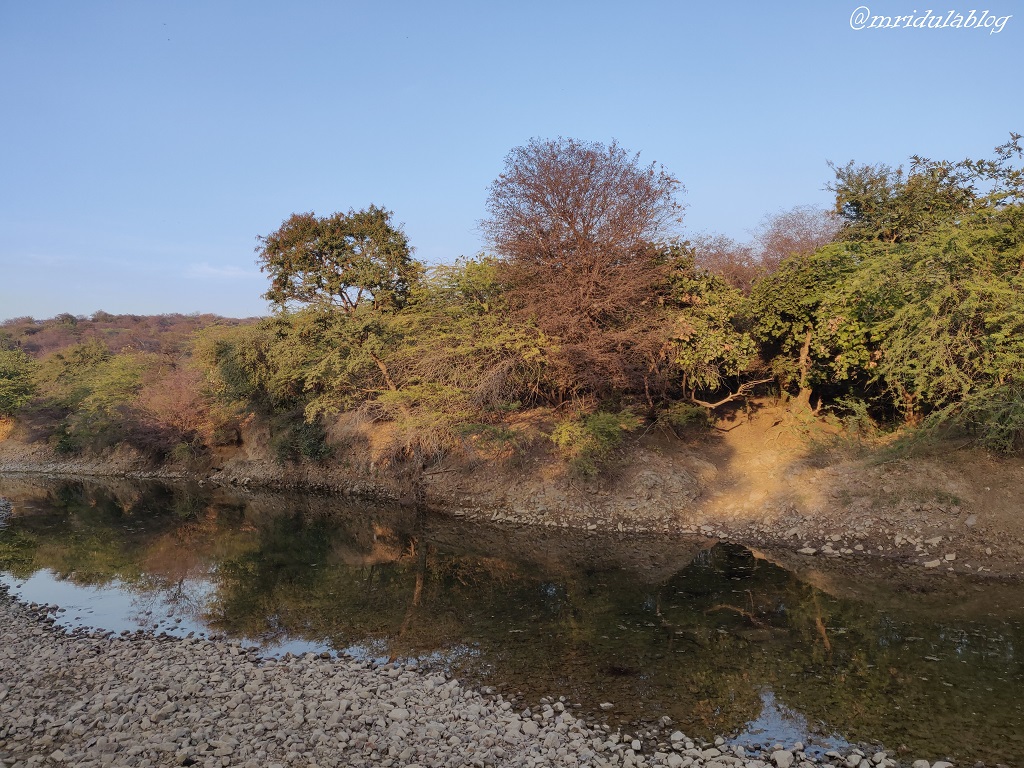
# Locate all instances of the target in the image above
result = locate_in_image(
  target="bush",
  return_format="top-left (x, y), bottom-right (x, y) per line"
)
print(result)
top-left (0, 349), bottom-right (37, 416)
top-left (49, 422), bottom-right (81, 455)
top-left (662, 402), bottom-right (711, 433)
top-left (939, 385), bottom-right (1024, 454)
top-left (550, 410), bottom-right (641, 476)
top-left (270, 413), bottom-right (333, 464)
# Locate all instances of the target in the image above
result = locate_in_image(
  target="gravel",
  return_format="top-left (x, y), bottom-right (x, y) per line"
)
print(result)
top-left (0, 584), bottom-right (944, 768)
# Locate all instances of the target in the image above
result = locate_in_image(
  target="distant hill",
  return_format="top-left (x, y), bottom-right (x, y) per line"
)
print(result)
top-left (0, 312), bottom-right (259, 358)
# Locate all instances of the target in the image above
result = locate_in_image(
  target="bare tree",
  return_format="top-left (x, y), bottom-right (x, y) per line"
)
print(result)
top-left (753, 205), bottom-right (840, 272)
top-left (481, 138), bottom-right (685, 400)
top-left (483, 137), bottom-right (683, 263)
top-left (687, 232), bottom-right (760, 293)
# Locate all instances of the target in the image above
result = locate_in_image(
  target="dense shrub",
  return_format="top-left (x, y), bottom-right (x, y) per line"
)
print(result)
top-left (550, 410), bottom-right (641, 476)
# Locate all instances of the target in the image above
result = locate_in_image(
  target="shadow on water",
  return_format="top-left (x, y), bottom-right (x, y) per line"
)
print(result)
top-left (0, 475), bottom-right (1022, 765)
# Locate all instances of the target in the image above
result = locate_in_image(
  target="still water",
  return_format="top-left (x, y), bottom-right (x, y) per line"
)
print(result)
top-left (0, 476), bottom-right (1021, 765)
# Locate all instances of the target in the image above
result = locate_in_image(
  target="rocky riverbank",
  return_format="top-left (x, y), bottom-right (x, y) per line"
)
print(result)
top-left (2, 403), bottom-right (1022, 580)
top-left (0, 584), bottom-right (957, 768)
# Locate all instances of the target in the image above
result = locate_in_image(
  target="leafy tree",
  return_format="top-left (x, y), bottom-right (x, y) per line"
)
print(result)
top-left (751, 244), bottom-right (870, 409)
top-left (34, 339), bottom-right (113, 408)
top-left (256, 206), bottom-right (424, 313)
top-left (849, 205), bottom-right (1024, 441)
top-left (0, 348), bottom-right (37, 416)
top-left (77, 353), bottom-right (151, 417)
top-left (754, 136), bottom-right (1024, 445)
top-left (829, 132), bottom-right (1023, 243)
top-left (668, 248), bottom-right (763, 406)
top-left (267, 307), bottom-right (406, 415)
top-left (382, 258), bottom-right (545, 410)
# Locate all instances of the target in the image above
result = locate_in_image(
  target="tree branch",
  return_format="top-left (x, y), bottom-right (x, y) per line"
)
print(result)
top-left (688, 377), bottom-right (774, 409)
top-left (369, 352), bottom-right (398, 392)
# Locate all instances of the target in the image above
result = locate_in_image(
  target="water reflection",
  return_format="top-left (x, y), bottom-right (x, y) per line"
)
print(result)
top-left (0, 476), bottom-right (1021, 765)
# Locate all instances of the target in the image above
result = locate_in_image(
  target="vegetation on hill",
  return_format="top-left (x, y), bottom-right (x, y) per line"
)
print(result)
top-left (2, 134), bottom-right (1022, 472)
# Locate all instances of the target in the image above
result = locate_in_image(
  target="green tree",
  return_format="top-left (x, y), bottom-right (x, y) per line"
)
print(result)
top-left (256, 206), bottom-right (424, 313)
top-left (668, 248), bottom-right (763, 406)
top-left (34, 339), bottom-right (112, 408)
top-left (755, 135), bottom-right (1024, 426)
top-left (829, 132), bottom-right (1023, 244)
top-left (751, 244), bottom-right (870, 409)
top-left (849, 205), bottom-right (1024, 445)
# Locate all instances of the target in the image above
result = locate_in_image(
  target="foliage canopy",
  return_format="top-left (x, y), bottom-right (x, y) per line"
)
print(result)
top-left (257, 206), bottom-right (424, 313)
top-left (6, 134), bottom-right (1024, 466)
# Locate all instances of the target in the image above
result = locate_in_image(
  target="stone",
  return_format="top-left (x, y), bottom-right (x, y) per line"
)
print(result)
top-left (0, 575), bottom-right (981, 768)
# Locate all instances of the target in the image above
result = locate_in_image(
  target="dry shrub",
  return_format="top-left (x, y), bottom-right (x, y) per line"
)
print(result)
top-left (135, 366), bottom-right (210, 437)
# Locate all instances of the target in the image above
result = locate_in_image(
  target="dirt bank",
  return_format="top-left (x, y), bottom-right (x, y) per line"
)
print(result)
top-left (1, 405), bottom-right (1021, 579)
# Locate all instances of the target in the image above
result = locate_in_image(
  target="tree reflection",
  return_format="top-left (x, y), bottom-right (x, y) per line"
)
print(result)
top-left (1, 477), bottom-right (1021, 763)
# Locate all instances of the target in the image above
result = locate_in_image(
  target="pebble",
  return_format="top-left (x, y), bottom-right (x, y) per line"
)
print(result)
top-left (0, 583), bottom-right (949, 768)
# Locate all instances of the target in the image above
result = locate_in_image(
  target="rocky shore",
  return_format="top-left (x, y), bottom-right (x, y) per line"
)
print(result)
top-left (1, 585), bottom-right (960, 768)
top-left (2, 402), bottom-right (1022, 580)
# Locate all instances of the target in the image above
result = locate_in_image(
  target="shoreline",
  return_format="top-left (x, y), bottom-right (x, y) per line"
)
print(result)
top-left (1, 452), bottom-right (1021, 582)
top-left (0, 583), bottom-right (940, 768)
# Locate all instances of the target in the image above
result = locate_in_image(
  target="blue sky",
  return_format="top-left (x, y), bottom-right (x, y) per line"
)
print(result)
top-left (1, 1), bottom-right (1021, 320)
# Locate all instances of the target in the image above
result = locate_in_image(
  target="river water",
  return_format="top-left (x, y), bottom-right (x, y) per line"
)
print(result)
top-left (0, 476), bottom-right (1021, 765)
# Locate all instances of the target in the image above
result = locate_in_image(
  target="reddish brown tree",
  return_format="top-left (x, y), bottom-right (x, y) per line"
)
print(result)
top-left (481, 138), bottom-right (685, 400)
top-left (753, 205), bottom-right (840, 272)
top-left (688, 232), bottom-right (760, 293)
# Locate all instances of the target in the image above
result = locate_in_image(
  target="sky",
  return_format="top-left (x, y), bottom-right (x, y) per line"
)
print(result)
top-left (1, 1), bottom-right (1021, 320)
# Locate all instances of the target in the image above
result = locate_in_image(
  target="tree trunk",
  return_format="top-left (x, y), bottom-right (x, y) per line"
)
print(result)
top-left (369, 352), bottom-right (398, 392)
top-left (794, 327), bottom-right (813, 410)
